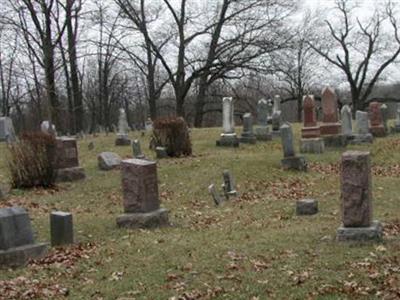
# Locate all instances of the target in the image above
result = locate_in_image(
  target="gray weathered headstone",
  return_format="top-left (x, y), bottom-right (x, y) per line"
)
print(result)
top-left (222, 170), bottom-right (238, 197)
top-left (115, 108), bottom-right (131, 146)
top-left (257, 99), bottom-right (269, 126)
top-left (0, 207), bottom-right (47, 267)
top-left (0, 117), bottom-right (16, 142)
top-left (40, 120), bottom-right (56, 136)
top-left (216, 97), bottom-right (239, 147)
top-left (380, 104), bottom-right (388, 133)
top-left (50, 211), bottom-right (73, 246)
top-left (296, 199), bottom-right (318, 215)
top-left (208, 184), bottom-right (223, 206)
top-left (350, 111), bottom-right (373, 144)
top-left (267, 99), bottom-right (273, 121)
top-left (132, 139), bottom-right (145, 159)
top-left (280, 123), bottom-right (295, 158)
top-left (341, 105), bottom-right (353, 136)
top-left (240, 113), bottom-right (256, 144)
top-left (98, 152), bottom-right (122, 170)
top-left (393, 103), bottom-right (400, 133)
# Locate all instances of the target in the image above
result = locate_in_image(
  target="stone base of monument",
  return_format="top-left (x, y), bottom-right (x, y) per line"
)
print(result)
top-left (300, 138), bottom-right (325, 154)
top-left (348, 134), bottom-right (373, 144)
top-left (301, 126), bottom-right (321, 139)
top-left (369, 126), bottom-right (386, 137)
top-left (115, 135), bottom-right (131, 146)
top-left (239, 133), bottom-right (257, 144)
top-left (116, 208), bottom-right (169, 229)
top-left (320, 123), bottom-right (341, 135)
top-left (322, 134), bottom-right (348, 148)
top-left (336, 221), bottom-right (383, 242)
top-left (55, 167), bottom-right (86, 182)
top-left (281, 156), bottom-right (307, 171)
top-left (0, 243), bottom-right (48, 267)
top-left (296, 199), bottom-right (318, 215)
top-left (216, 134), bottom-right (239, 147)
top-left (255, 127), bottom-right (272, 141)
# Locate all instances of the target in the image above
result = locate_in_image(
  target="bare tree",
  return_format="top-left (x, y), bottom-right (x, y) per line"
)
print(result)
top-left (309, 0), bottom-right (400, 112)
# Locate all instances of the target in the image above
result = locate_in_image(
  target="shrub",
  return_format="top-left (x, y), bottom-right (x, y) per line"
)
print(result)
top-left (151, 117), bottom-right (192, 157)
top-left (8, 132), bottom-right (57, 188)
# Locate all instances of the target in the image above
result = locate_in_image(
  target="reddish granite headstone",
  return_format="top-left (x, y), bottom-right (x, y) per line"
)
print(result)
top-left (341, 151), bottom-right (372, 227)
top-left (53, 137), bottom-right (79, 169)
top-left (368, 102), bottom-right (386, 137)
top-left (121, 159), bottom-right (160, 213)
top-left (320, 87), bottom-right (341, 135)
top-left (301, 95), bottom-right (320, 138)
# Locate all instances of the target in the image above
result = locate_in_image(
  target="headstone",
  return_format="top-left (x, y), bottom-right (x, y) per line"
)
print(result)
top-left (115, 108), bottom-right (131, 146)
top-left (393, 103), bottom-right (400, 133)
top-left (50, 211), bottom-right (73, 246)
top-left (240, 113), bottom-right (256, 144)
top-left (156, 146), bottom-right (168, 159)
top-left (53, 137), bottom-right (86, 182)
top-left (368, 102), bottom-right (386, 137)
top-left (296, 199), bottom-right (318, 216)
top-left (0, 207), bottom-right (47, 267)
top-left (320, 87), bottom-right (341, 135)
top-left (255, 99), bottom-right (272, 141)
top-left (337, 151), bottom-right (382, 241)
top-left (380, 104), bottom-right (388, 134)
top-left (266, 99), bottom-right (273, 122)
top-left (145, 118), bottom-right (153, 131)
top-left (271, 96), bottom-right (282, 136)
top-left (0, 117), bottom-right (16, 142)
top-left (300, 95), bottom-right (324, 153)
top-left (0, 183), bottom-right (10, 200)
top-left (341, 105), bottom-right (353, 136)
top-left (350, 111), bottom-right (373, 144)
top-left (273, 95), bottom-right (281, 112)
top-left (132, 139), bottom-right (145, 159)
top-left (216, 97), bottom-right (239, 147)
top-left (222, 170), bottom-right (238, 197)
top-left (116, 159), bottom-right (169, 228)
top-left (40, 120), bottom-right (56, 136)
top-left (208, 184), bottom-right (223, 206)
top-left (98, 152), bottom-right (122, 170)
top-left (280, 123), bottom-right (307, 171)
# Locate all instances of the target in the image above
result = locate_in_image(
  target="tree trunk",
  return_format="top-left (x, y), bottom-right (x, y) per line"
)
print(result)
top-left (194, 76), bottom-right (208, 127)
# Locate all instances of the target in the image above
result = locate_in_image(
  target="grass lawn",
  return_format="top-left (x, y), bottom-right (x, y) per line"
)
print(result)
top-left (0, 124), bottom-right (400, 299)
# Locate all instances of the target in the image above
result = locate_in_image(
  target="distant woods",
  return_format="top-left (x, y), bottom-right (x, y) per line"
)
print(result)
top-left (1, 0), bottom-right (400, 133)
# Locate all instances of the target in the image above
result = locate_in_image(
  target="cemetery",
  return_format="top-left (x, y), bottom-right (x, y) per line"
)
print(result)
top-left (0, 95), bottom-right (400, 299)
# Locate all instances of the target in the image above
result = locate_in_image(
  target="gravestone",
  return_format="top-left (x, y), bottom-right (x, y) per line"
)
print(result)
top-left (280, 123), bottom-right (307, 171)
top-left (0, 117), bottom-right (16, 142)
top-left (50, 211), bottom-right (73, 246)
top-left (393, 103), bottom-right (400, 133)
top-left (40, 120), bottom-right (56, 136)
top-left (53, 137), bottom-right (86, 182)
top-left (320, 87), bottom-right (341, 135)
top-left (255, 99), bottom-right (272, 141)
top-left (132, 139), bottom-right (145, 159)
top-left (208, 184), bottom-right (223, 206)
top-left (337, 151), bottom-right (382, 241)
top-left (368, 102), bottom-right (386, 137)
top-left (271, 95), bottom-right (282, 137)
top-left (115, 108), bottom-right (131, 146)
top-left (0, 207), bottom-right (47, 267)
top-left (240, 113), bottom-right (256, 144)
top-left (296, 199), bottom-right (318, 216)
top-left (116, 159), bottom-right (169, 228)
top-left (350, 111), bottom-right (373, 144)
top-left (266, 99), bottom-right (273, 123)
top-left (341, 105), bottom-right (353, 136)
top-left (216, 97), bottom-right (239, 147)
top-left (98, 152), bottom-right (121, 170)
top-left (222, 170), bottom-right (238, 197)
top-left (380, 104), bottom-right (389, 134)
top-left (156, 146), bottom-right (168, 159)
top-left (0, 183), bottom-right (10, 200)
top-left (145, 118), bottom-right (153, 131)
top-left (300, 95), bottom-right (324, 154)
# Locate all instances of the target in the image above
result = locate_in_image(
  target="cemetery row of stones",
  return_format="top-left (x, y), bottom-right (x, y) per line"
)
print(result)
top-left (0, 86), bottom-right (393, 268)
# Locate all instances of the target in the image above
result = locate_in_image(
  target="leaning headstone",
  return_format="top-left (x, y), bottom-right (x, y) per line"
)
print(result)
top-left (116, 159), bottom-right (169, 228)
top-left (208, 184), bottom-right (223, 206)
top-left (271, 95), bottom-right (282, 137)
top-left (98, 152), bottom-right (121, 170)
top-left (296, 199), bottom-right (318, 216)
top-left (115, 108), bottom-right (131, 146)
top-left (132, 139), bottom-right (145, 159)
top-left (380, 104), bottom-right (389, 134)
top-left (216, 97), bottom-right (239, 147)
top-left (53, 137), bottom-right (86, 182)
top-left (0, 207), bottom-right (47, 267)
top-left (280, 123), bottom-right (307, 171)
top-left (240, 113), bottom-right (256, 144)
top-left (222, 170), bottom-right (238, 197)
top-left (320, 87), bottom-right (341, 135)
top-left (350, 111), bottom-right (373, 144)
top-left (0, 117), bottom-right (16, 142)
top-left (392, 103), bottom-right (400, 133)
top-left (255, 99), bottom-right (272, 141)
top-left (368, 102), bottom-right (386, 137)
top-left (50, 211), bottom-right (73, 246)
top-left (300, 95), bottom-right (324, 154)
top-left (337, 151), bottom-right (382, 241)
